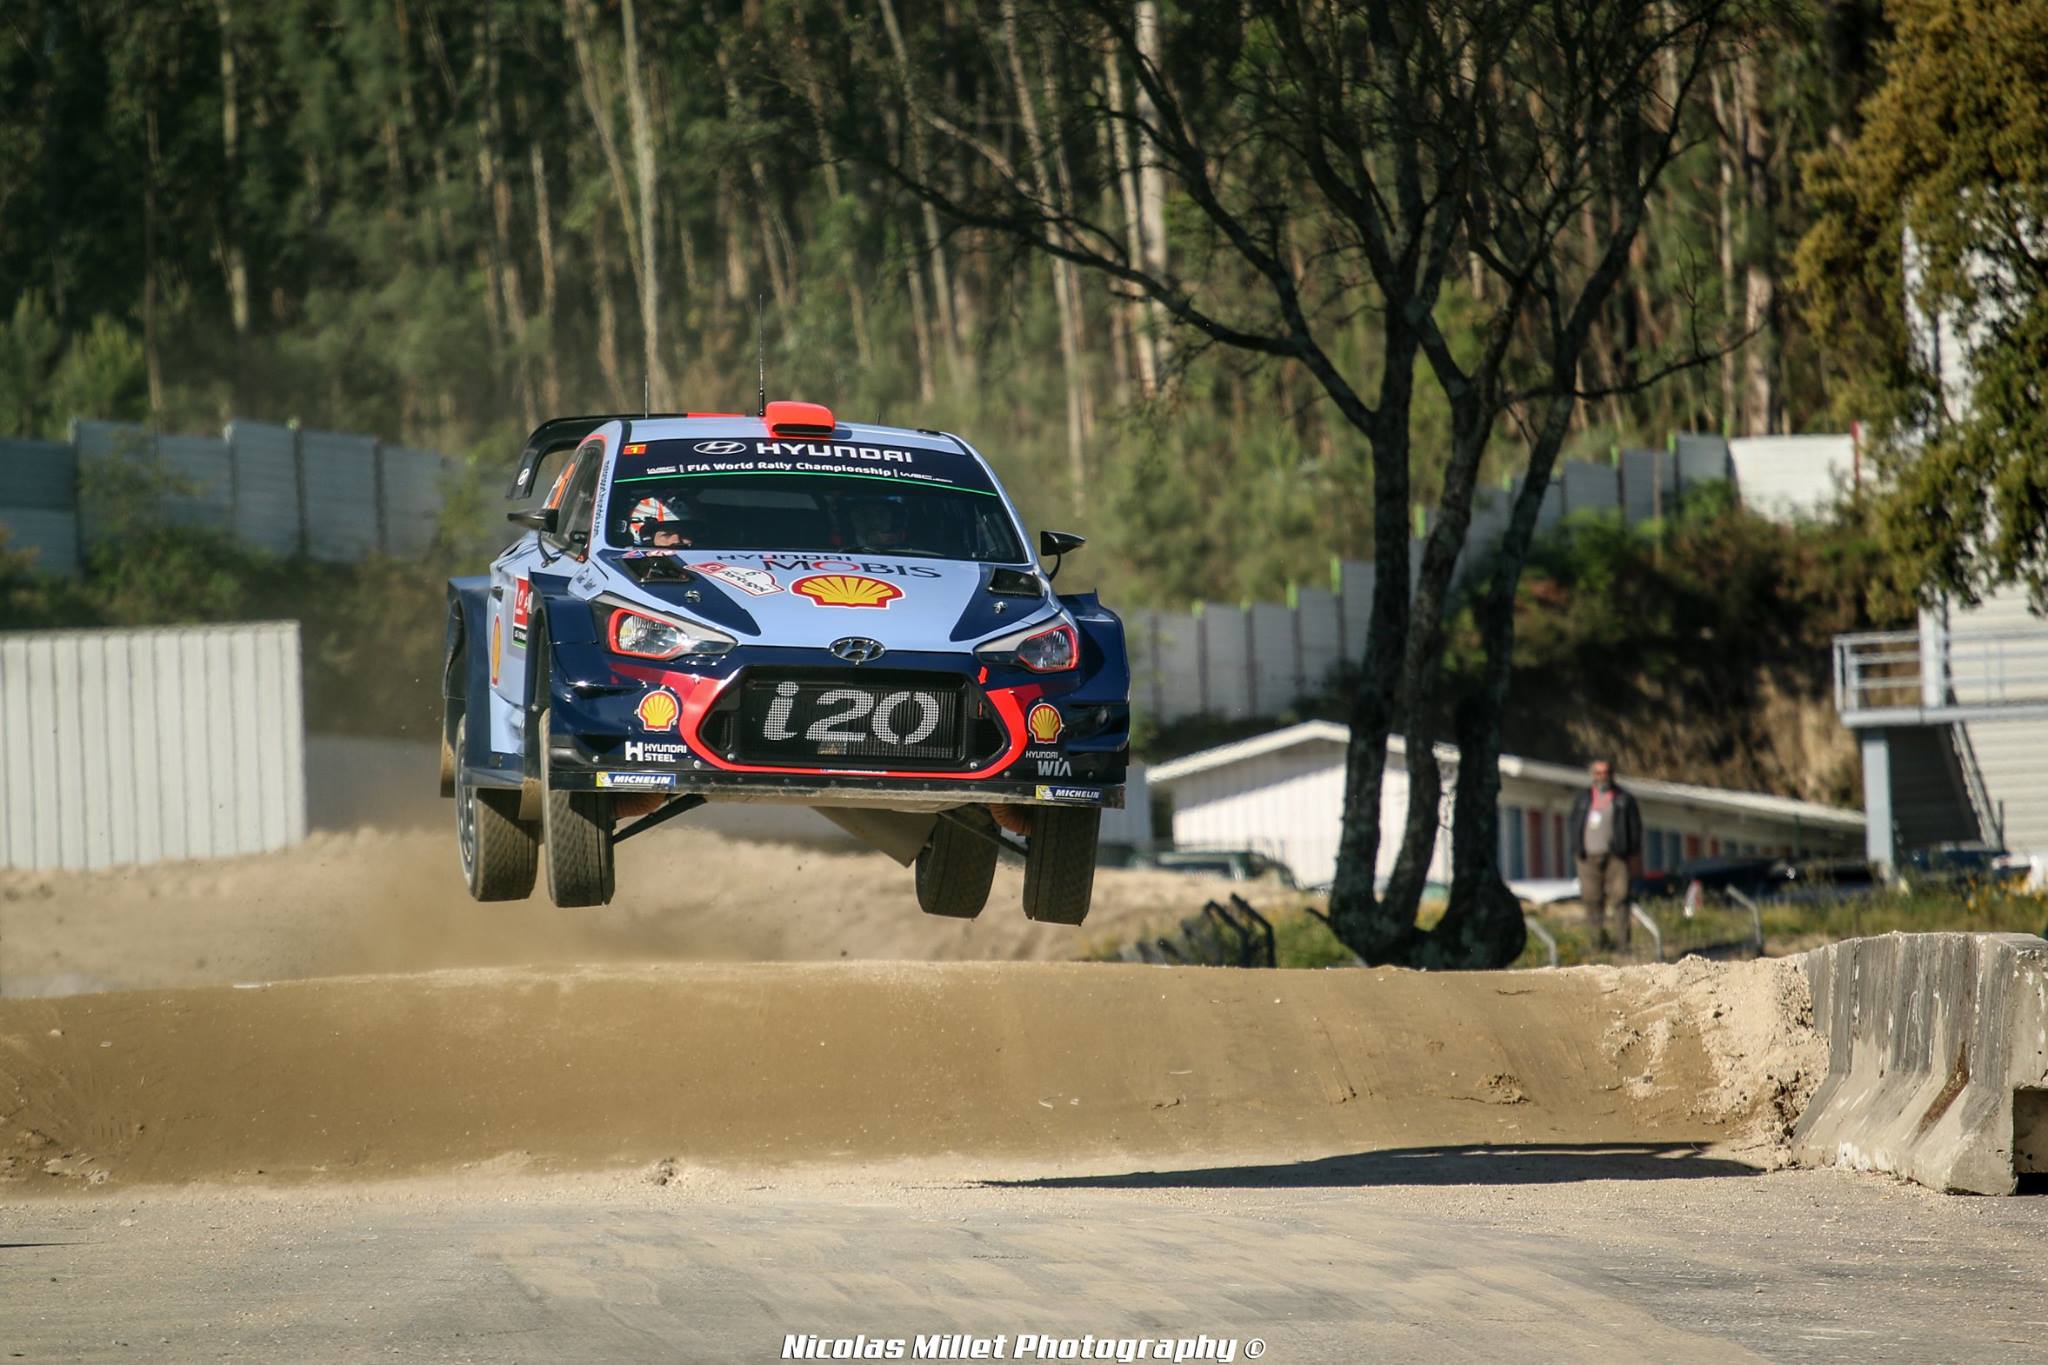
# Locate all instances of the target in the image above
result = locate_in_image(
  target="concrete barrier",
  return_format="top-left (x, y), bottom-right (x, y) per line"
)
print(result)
top-left (1793, 932), bottom-right (2048, 1194)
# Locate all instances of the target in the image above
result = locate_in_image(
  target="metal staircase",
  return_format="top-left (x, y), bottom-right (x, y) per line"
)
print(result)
top-left (1833, 591), bottom-right (2048, 870)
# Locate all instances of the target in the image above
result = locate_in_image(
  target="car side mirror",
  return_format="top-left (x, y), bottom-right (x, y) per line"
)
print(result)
top-left (508, 507), bottom-right (559, 535)
top-left (1038, 529), bottom-right (1085, 580)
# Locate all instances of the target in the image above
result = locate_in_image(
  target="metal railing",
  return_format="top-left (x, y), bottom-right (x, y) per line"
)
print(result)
top-left (1949, 722), bottom-right (2005, 847)
top-left (1834, 627), bottom-right (2048, 722)
top-left (1630, 903), bottom-right (1664, 962)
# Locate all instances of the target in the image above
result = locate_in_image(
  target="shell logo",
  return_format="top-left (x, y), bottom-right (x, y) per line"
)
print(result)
top-left (793, 573), bottom-right (903, 609)
top-left (1026, 702), bottom-right (1064, 743)
top-left (636, 688), bottom-right (681, 732)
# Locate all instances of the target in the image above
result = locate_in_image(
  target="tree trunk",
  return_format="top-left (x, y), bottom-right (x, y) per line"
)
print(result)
top-left (1326, 320), bottom-right (1423, 963)
top-left (877, 0), bottom-right (965, 382)
top-left (143, 103), bottom-right (165, 420)
top-left (1711, 67), bottom-right (1740, 434)
top-left (215, 0), bottom-right (249, 411)
top-left (475, 21), bottom-right (535, 430)
top-left (590, 210), bottom-right (626, 406)
top-left (1103, 48), bottom-right (1158, 396)
top-left (1132, 2), bottom-right (1170, 376)
top-left (1734, 53), bottom-right (1777, 436)
top-left (903, 253), bottom-right (937, 403)
top-left (618, 0), bottom-right (666, 402)
top-left (565, 0), bottom-right (653, 392)
top-left (1431, 392), bottom-right (1582, 970)
top-left (529, 137), bottom-right (563, 414)
top-left (715, 37), bottom-right (797, 313)
top-left (1001, 0), bottom-right (1087, 513)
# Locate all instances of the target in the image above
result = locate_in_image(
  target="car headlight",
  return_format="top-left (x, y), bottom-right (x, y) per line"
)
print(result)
top-left (603, 603), bottom-right (734, 659)
top-left (976, 617), bottom-right (1079, 672)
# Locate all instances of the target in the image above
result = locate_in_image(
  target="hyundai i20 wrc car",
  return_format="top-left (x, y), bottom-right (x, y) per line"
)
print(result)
top-left (440, 400), bottom-right (1130, 924)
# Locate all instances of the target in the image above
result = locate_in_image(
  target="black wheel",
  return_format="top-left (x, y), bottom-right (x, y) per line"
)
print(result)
top-left (540, 710), bottom-right (616, 907)
top-left (916, 809), bottom-right (1000, 918)
top-left (455, 717), bottom-right (538, 901)
top-left (1022, 806), bottom-right (1101, 924)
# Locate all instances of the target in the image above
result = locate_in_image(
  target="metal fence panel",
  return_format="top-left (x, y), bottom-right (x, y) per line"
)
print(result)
top-left (227, 421), bottom-right (305, 556)
top-left (1535, 476), bottom-right (1565, 535)
top-left (1126, 609), bottom-right (1162, 716)
top-left (1199, 605), bottom-right (1253, 719)
top-left (1675, 433), bottom-right (1731, 492)
top-left (1150, 611), bottom-right (1203, 722)
top-left (1295, 584), bottom-right (1343, 692)
top-left (1248, 601), bottom-right (1298, 713)
top-left (1560, 460), bottom-right (1620, 518)
top-left (0, 622), bottom-right (306, 870)
top-left (300, 429), bottom-right (381, 561)
top-left (72, 420), bottom-right (151, 554)
top-left (0, 509), bottom-right (80, 576)
top-left (1621, 447), bottom-right (1669, 523)
top-left (72, 419), bottom-right (153, 463)
top-left (158, 432), bottom-right (234, 532)
top-left (1338, 560), bottom-right (1374, 658)
top-left (0, 438), bottom-right (76, 509)
top-left (382, 447), bottom-right (447, 555)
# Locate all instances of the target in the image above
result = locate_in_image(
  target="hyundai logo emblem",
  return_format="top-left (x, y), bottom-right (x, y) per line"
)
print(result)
top-left (694, 439), bottom-right (748, 455)
top-left (830, 636), bottom-right (886, 664)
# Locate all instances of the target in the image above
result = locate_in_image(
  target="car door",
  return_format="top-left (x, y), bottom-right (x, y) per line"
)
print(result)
top-left (488, 440), bottom-right (598, 750)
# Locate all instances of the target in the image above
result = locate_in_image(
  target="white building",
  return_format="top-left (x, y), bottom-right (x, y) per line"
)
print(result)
top-left (1146, 721), bottom-right (1865, 890)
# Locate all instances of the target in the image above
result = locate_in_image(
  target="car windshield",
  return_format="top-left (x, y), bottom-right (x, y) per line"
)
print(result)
top-left (603, 431), bottom-right (1030, 559)
top-left (604, 472), bottom-right (1025, 561)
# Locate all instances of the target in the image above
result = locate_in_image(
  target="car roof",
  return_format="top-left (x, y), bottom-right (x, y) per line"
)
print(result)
top-left (621, 415), bottom-right (973, 452)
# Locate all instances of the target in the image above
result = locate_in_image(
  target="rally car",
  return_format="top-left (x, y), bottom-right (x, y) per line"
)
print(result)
top-left (440, 400), bottom-right (1129, 924)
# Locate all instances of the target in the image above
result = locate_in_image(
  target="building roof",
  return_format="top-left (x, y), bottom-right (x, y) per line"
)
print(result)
top-left (1146, 720), bottom-right (1351, 782)
top-left (1147, 720), bottom-right (1865, 832)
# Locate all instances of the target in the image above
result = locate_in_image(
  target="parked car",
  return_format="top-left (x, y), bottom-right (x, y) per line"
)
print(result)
top-left (441, 402), bottom-right (1130, 924)
top-left (1901, 842), bottom-right (2025, 887)
top-left (1638, 856), bottom-right (1880, 908)
top-left (1133, 848), bottom-right (1300, 888)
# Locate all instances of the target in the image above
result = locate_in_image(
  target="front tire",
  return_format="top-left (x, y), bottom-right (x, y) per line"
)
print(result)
top-left (539, 710), bottom-right (616, 907)
top-left (1022, 806), bottom-right (1100, 924)
top-left (455, 718), bottom-right (539, 902)
top-left (916, 809), bottom-right (1000, 919)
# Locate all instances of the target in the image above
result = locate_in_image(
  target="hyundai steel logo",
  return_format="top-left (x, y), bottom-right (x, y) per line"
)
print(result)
top-left (694, 439), bottom-right (747, 455)
top-left (830, 636), bottom-right (887, 664)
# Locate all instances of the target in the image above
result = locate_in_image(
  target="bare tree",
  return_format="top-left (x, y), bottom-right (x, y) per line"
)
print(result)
top-left (801, 0), bottom-right (1762, 968)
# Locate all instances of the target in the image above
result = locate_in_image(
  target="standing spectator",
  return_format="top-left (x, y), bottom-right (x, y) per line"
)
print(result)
top-left (1571, 759), bottom-right (1642, 950)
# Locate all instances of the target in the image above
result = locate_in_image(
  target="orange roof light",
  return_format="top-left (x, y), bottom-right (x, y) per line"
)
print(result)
top-left (763, 400), bottom-right (837, 436)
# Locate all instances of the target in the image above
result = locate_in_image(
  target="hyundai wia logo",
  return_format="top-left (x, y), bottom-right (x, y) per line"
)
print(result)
top-left (830, 636), bottom-right (887, 664)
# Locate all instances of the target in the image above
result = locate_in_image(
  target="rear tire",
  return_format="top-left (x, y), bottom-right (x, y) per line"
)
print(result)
top-left (455, 718), bottom-right (538, 902)
top-left (540, 710), bottom-right (616, 907)
top-left (1022, 806), bottom-right (1101, 924)
top-left (916, 809), bottom-right (1000, 919)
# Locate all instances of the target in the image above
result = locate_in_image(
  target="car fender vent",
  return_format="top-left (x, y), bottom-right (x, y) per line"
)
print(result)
top-left (988, 567), bottom-right (1044, 598)
top-left (623, 556), bottom-right (694, 583)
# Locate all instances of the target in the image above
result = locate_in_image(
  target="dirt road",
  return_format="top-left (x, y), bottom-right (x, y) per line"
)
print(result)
top-left (2, 832), bottom-right (2036, 1361)
top-left (0, 828), bottom-right (1242, 994)
top-left (6, 1161), bottom-right (2045, 1363)
top-left (1, 957), bottom-right (1809, 1188)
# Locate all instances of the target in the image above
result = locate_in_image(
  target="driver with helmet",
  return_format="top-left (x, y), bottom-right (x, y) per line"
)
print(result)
top-left (627, 496), bottom-right (696, 548)
top-left (847, 495), bottom-right (910, 551)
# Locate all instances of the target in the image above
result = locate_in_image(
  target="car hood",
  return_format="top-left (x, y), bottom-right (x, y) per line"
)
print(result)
top-left (599, 550), bottom-right (1055, 653)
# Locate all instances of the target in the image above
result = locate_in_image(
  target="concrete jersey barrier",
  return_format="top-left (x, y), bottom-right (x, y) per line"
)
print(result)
top-left (1793, 932), bottom-right (2048, 1194)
